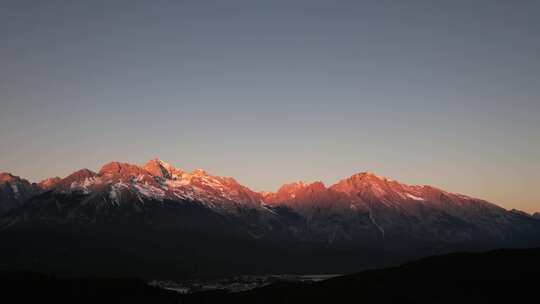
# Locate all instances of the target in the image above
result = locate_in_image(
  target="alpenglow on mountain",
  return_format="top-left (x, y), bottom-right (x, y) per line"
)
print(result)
top-left (1, 159), bottom-right (539, 277)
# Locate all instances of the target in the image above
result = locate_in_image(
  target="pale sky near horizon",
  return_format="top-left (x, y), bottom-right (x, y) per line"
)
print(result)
top-left (0, 1), bottom-right (539, 212)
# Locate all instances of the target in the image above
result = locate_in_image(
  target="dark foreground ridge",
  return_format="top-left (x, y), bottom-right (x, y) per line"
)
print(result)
top-left (2, 247), bottom-right (540, 303)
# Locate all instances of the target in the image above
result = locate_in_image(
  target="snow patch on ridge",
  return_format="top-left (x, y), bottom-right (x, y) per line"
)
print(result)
top-left (406, 193), bottom-right (425, 201)
top-left (10, 184), bottom-right (19, 198)
top-left (70, 177), bottom-right (100, 194)
top-left (109, 182), bottom-right (129, 206)
top-left (133, 183), bottom-right (166, 200)
top-left (368, 209), bottom-right (385, 239)
top-left (109, 189), bottom-right (120, 206)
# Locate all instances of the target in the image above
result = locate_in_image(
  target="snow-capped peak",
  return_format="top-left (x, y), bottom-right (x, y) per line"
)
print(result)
top-left (5, 162), bottom-right (508, 223)
top-left (31, 160), bottom-right (267, 215)
top-left (143, 158), bottom-right (179, 179)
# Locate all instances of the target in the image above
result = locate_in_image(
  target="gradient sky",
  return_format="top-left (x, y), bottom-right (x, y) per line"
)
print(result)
top-left (0, 0), bottom-right (539, 212)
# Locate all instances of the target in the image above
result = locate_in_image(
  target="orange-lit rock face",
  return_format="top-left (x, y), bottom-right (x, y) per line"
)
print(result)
top-left (38, 177), bottom-right (61, 190)
top-left (99, 162), bottom-right (148, 178)
top-left (330, 172), bottom-right (400, 196)
top-left (264, 181), bottom-right (352, 210)
top-left (0, 173), bottom-right (19, 184)
top-left (143, 159), bottom-right (180, 179)
top-left (261, 171), bottom-right (503, 219)
top-left (60, 169), bottom-right (98, 184)
top-left (264, 173), bottom-right (404, 210)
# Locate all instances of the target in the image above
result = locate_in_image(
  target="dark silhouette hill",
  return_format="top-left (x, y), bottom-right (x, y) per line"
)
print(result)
top-left (183, 247), bottom-right (540, 303)
top-left (2, 247), bottom-right (539, 303)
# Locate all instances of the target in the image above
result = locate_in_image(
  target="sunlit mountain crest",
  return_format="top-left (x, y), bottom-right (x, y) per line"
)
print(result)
top-left (0, 158), bottom-right (534, 215)
top-left (1, 159), bottom-right (539, 240)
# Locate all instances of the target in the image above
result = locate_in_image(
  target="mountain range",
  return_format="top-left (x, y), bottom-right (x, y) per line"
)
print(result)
top-left (1, 159), bottom-right (539, 278)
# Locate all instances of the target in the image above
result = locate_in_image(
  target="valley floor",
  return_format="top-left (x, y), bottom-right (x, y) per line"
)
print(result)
top-left (2, 247), bottom-right (539, 303)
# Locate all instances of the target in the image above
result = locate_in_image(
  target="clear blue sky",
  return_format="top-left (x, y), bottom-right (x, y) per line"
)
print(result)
top-left (0, 0), bottom-right (539, 212)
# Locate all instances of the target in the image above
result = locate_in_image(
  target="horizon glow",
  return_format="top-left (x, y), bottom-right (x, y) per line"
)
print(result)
top-left (0, 1), bottom-right (538, 212)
